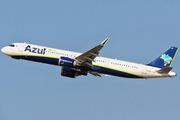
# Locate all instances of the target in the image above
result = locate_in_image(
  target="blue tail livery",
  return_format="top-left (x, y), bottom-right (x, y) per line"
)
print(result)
top-left (147, 46), bottom-right (179, 68)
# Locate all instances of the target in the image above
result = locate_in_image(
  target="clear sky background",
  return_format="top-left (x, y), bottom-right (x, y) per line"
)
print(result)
top-left (0, 0), bottom-right (180, 120)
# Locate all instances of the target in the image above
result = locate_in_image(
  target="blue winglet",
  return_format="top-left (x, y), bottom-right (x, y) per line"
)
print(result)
top-left (101, 37), bottom-right (110, 46)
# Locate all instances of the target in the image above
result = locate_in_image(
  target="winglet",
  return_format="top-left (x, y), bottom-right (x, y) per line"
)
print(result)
top-left (101, 37), bottom-right (110, 46)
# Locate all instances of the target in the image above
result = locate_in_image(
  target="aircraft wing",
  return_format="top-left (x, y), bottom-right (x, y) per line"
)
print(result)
top-left (75, 37), bottom-right (110, 68)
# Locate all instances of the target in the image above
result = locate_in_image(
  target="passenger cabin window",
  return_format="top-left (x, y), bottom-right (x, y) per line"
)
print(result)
top-left (9, 44), bottom-right (15, 47)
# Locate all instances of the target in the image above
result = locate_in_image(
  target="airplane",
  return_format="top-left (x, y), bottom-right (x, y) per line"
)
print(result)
top-left (1, 37), bottom-right (179, 79)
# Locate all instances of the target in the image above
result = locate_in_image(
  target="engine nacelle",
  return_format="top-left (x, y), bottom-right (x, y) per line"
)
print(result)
top-left (59, 57), bottom-right (79, 67)
top-left (61, 67), bottom-right (88, 78)
top-left (61, 67), bottom-right (76, 78)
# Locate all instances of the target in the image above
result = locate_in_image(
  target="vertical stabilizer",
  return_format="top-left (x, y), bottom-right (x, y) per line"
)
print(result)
top-left (147, 46), bottom-right (178, 68)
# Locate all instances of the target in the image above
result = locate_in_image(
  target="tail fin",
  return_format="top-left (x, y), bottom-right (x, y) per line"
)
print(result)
top-left (147, 46), bottom-right (179, 68)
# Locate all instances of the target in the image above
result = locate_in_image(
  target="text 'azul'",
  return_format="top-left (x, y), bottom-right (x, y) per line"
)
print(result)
top-left (24, 45), bottom-right (46, 55)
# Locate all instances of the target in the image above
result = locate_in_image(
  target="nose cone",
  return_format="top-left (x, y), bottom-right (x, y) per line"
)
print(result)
top-left (1, 47), bottom-right (9, 55)
top-left (1, 47), bottom-right (6, 54)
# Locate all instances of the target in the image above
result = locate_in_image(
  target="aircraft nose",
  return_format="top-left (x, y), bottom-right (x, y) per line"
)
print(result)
top-left (1, 47), bottom-right (6, 54)
top-left (1, 47), bottom-right (9, 55)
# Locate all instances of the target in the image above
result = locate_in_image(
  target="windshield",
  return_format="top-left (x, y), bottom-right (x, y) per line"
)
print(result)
top-left (9, 44), bottom-right (15, 47)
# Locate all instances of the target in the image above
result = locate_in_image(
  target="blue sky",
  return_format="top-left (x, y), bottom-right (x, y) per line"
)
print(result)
top-left (0, 0), bottom-right (180, 120)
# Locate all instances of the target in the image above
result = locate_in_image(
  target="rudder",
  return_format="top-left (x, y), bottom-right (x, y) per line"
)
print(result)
top-left (147, 46), bottom-right (178, 68)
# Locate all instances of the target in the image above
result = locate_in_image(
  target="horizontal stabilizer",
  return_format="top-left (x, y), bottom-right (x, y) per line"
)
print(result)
top-left (157, 67), bottom-right (173, 73)
top-left (89, 71), bottom-right (102, 77)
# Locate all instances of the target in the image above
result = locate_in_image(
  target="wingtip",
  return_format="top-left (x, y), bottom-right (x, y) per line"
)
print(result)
top-left (101, 37), bottom-right (110, 46)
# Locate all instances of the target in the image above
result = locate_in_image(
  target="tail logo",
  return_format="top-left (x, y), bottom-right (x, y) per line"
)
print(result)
top-left (160, 54), bottom-right (172, 66)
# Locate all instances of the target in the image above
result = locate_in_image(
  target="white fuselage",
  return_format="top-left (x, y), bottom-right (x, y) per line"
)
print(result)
top-left (1, 43), bottom-right (177, 78)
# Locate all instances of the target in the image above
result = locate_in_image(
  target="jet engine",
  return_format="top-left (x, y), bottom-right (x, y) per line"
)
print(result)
top-left (61, 67), bottom-right (88, 78)
top-left (59, 56), bottom-right (80, 67)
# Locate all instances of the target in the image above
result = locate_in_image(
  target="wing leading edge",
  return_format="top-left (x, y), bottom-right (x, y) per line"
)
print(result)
top-left (75, 37), bottom-right (110, 69)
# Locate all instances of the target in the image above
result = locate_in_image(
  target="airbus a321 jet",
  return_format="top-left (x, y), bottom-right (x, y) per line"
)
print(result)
top-left (1, 37), bottom-right (178, 78)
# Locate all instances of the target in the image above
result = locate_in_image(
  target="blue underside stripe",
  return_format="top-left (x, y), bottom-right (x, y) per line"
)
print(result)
top-left (92, 65), bottom-right (143, 78)
top-left (12, 55), bottom-right (59, 65)
top-left (11, 55), bottom-right (143, 78)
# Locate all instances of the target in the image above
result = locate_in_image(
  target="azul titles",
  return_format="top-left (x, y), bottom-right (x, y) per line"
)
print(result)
top-left (24, 45), bottom-right (46, 55)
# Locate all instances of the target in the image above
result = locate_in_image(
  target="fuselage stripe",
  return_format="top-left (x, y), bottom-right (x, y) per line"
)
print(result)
top-left (10, 54), bottom-right (144, 78)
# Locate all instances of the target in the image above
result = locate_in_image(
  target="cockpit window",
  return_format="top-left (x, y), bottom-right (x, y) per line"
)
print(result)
top-left (9, 44), bottom-right (15, 47)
